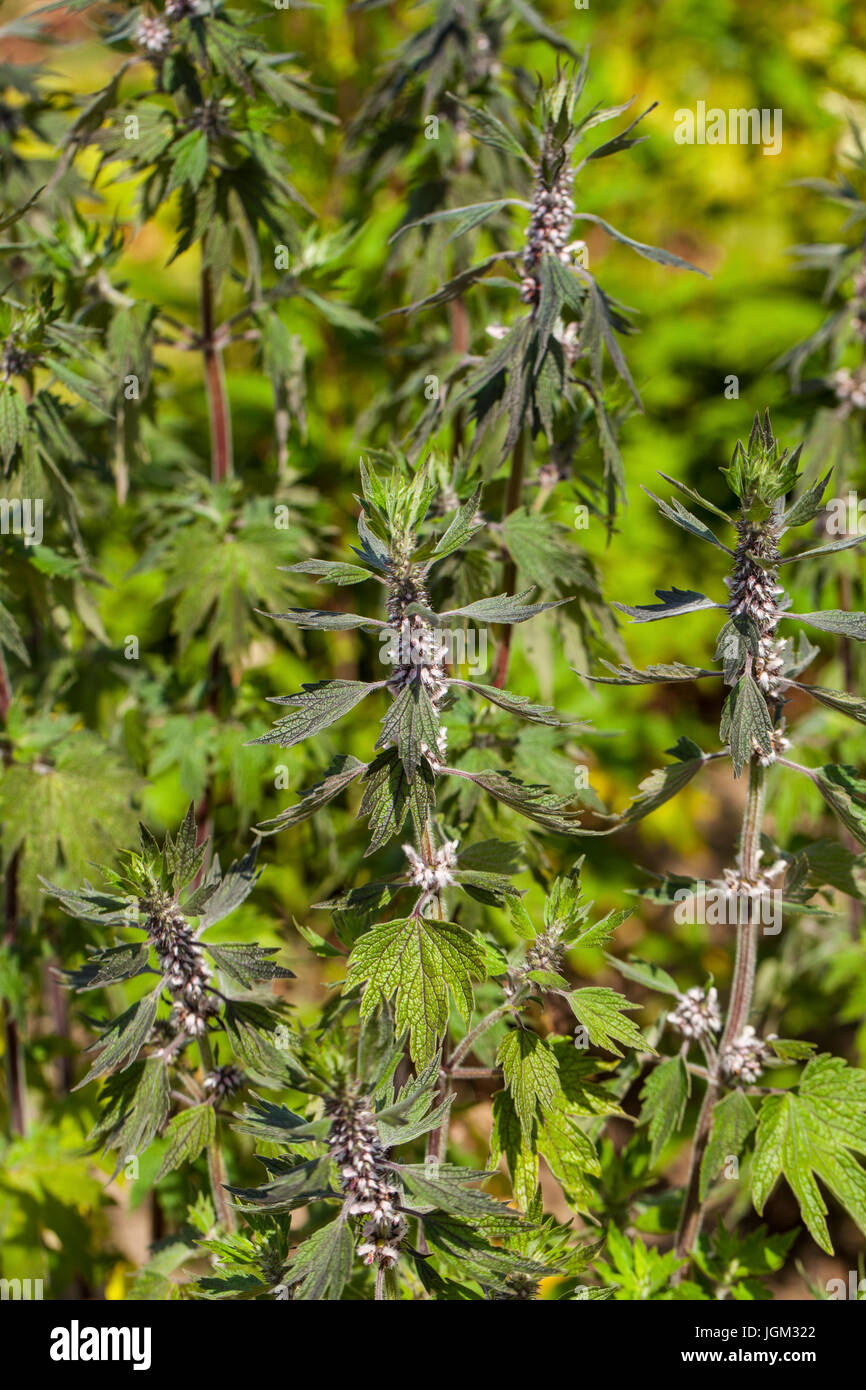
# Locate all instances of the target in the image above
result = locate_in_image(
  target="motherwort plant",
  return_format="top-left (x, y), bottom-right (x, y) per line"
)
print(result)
top-left (368, 53), bottom-right (703, 684)
top-left (596, 413), bottom-right (866, 1273)
top-left (243, 458), bottom-right (649, 1297)
top-left (45, 808), bottom-right (294, 1232)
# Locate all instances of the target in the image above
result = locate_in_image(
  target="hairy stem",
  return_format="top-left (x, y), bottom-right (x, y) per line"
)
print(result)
top-left (198, 1031), bottom-right (235, 1232)
top-left (201, 265), bottom-right (233, 485)
top-left (491, 430), bottom-right (526, 689)
top-left (3, 848), bottom-right (26, 1135)
top-left (674, 759), bottom-right (765, 1269)
top-left (420, 819), bottom-right (451, 1166)
top-left (1, 653), bottom-right (26, 1134)
top-left (449, 296), bottom-right (470, 457)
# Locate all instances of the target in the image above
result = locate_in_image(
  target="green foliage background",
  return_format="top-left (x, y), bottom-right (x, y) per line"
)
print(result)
top-left (1, 0), bottom-right (865, 1298)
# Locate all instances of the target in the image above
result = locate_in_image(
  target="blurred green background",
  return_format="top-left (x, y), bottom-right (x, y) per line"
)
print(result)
top-left (2, 0), bottom-right (865, 1298)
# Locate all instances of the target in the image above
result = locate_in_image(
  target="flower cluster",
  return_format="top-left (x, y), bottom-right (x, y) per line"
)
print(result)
top-left (669, 986), bottom-right (722, 1042)
top-left (727, 516), bottom-right (786, 706)
top-left (721, 1025), bottom-right (774, 1085)
top-left (1, 340), bottom-right (34, 381)
top-left (833, 365), bottom-right (866, 414)
top-left (327, 1095), bottom-right (406, 1271)
top-left (526, 926), bottom-right (565, 976)
top-left (489, 1272), bottom-right (539, 1300)
top-left (726, 511), bottom-right (793, 763)
top-left (144, 894), bottom-right (218, 1037)
top-left (720, 854), bottom-right (786, 903)
top-left (382, 532), bottom-right (450, 770)
top-left (403, 839), bottom-right (458, 895)
top-left (165, 0), bottom-right (200, 18)
top-left (204, 1064), bottom-right (245, 1101)
top-left (521, 137), bottom-right (575, 304)
top-left (187, 101), bottom-right (231, 139)
top-left (135, 16), bottom-right (171, 54)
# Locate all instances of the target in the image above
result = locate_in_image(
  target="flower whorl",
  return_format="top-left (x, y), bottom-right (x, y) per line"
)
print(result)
top-left (521, 138), bottom-right (575, 304)
top-left (144, 893), bottom-right (217, 1036)
top-left (327, 1094), bottom-right (406, 1271)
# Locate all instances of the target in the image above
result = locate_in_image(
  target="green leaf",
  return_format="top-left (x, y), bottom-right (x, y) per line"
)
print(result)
top-left (284, 1217), bottom-right (355, 1301)
top-left (603, 954), bottom-right (680, 996)
top-left (451, 680), bottom-right (564, 726)
top-left (781, 471), bottom-right (833, 528)
top-left (752, 1054), bottom-right (866, 1254)
top-left (76, 988), bottom-right (160, 1089)
top-left (610, 751), bottom-right (706, 830)
top-left (62, 942), bottom-right (151, 991)
top-left (811, 765), bottom-right (866, 848)
top-left (613, 588), bottom-right (721, 623)
top-left (422, 1213), bottom-right (548, 1293)
top-left (376, 680), bottom-right (441, 779)
top-left (389, 199), bottom-right (520, 243)
top-left (721, 674), bottom-right (773, 778)
top-left (89, 1058), bottom-right (171, 1171)
top-left (347, 916), bottom-right (486, 1067)
top-left (777, 534), bottom-right (866, 564)
top-left (253, 680), bottom-right (379, 749)
top-left (399, 1162), bottom-right (521, 1224)
top-left (168, 130), bottom-right (209, 191)
top-left (0, 598), bottom-right (29, 665)
top-left (428, 487), bottom-right (484, 562)
top-left (787, 610), bottom-right (866, 642)
top-left (196, 846), bottom-right (262, 928)
top-left (643, 489), bottom-right (733, 553)
top-left (639, 1057), bottom-right (690, 1164)
top-left (283, 558), bottom-right (374, 586)
top-left (440, 588), bottom-right (568, 625)
top-left (155, 1104), bottom-right (216, 1182)
top-left (0, 384), bottom-right (28, 467)
top-left (497, 1030), bottom-right (559, 1141)
top-left (793, 683), bottom-right (866, 726)
top-left (573, 213), bottom-right (706, 274)
top-left (359, 750), bottom-right (435, 856)
top-left (165, 801), bottom-right (202, 894)
top-left (655, 473), bottom-right (731, 522)
top-left (456, 767), bottom-right (583, 835)
top-left (262, 607), bottom-right (382, 630)
top-left (586, 660), bottom-right (716, 686)
top-left (230, 1156), bottom-right (335, 1212)
top-left (206, 943), bottom-right (294, 989)
top-left (490, 1090), bottom-right (539, 1211)
top-left (568, 987), bottom-right (648, 1057)
top-left (259, 755), bottom-right (366, 833)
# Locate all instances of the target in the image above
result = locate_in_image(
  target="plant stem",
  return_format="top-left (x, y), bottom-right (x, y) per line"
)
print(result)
top-left (447, 1001), bottom-right (513, 1073)
top-left (449, 296), bottom-right (470, 457)
top-left (491, 430), bottom-right (526, 689)
top-left (198, 1031), bottom-right (235, 1232)
top-left (673, 759), bottom-right (765, 1270)
top-left (419, 820), bottom-right (451, 1166)
top-left (201, 265), bottom-right (233, 484)
top-left (1, 652), bottom-right (26, 1135)
top-left (3, 848), bottom-right (26, 1135)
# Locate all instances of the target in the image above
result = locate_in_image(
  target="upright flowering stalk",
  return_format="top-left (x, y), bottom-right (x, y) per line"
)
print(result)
top-left (230, 1013), bottom-right (566, 1300)
top-left (45, 808), bottom-right (294, 1233)
top-left (591, 413), bottom-right (866, 1276)
top-left (383, 59), bottom-right (704, 689)
top-left (246, 457), bottom-right (645, 1298)
top-left (255, 457), bottom-right (586, 1058)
